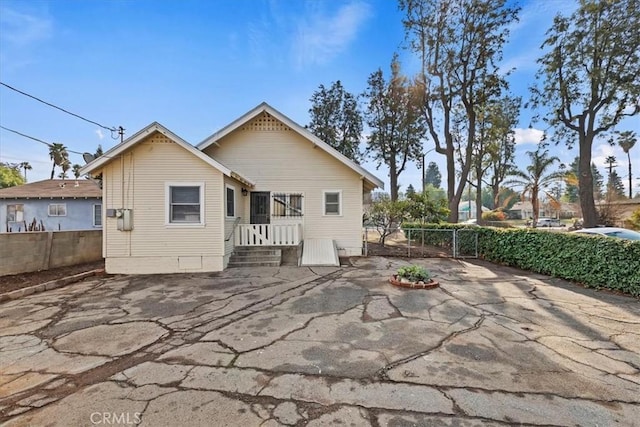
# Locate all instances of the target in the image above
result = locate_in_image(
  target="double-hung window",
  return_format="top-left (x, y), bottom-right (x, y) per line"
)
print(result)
top-left (93, 204), bottom-right (102, 227)
top-left (7, 204), bottom-right (24, 222)
top-left (323, 191), bottom-right (341, 216)
top-left (273, 193), bottom-right (303, 217)
top-left (167, 183), bottom-right (204, 225)
top-left (48, 203), bottom-right (67, 216)
top-left (226, 185), bottom-right (235, 217)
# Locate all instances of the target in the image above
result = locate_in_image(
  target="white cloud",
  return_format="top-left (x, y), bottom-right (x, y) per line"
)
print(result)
top-left (0, 7), bottom-right (52, 47)
top-left (293, 1), bottom-right (372, 68)
top-left (513, 127), bottom-right (544, 145)
top-left (95, 129), bottom-right (104, 140)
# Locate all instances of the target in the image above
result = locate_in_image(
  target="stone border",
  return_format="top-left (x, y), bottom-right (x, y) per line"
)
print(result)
top-left (0, 269), bottom-right (105, 302)
top-left (389, 275), bottom-right (440, 290)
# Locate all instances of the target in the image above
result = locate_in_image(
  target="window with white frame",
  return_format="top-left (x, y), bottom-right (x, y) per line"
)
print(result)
top-left (273, 193), bottom-right (303, 217)
top-left (7, 204), bottom-right (24, 222)
top-left (166, 183), bottom-right (204, 225)
top-left (226, 185), bottom-right (235, 217)
top-left (48, 203), bottom-right (67, 216)
top-left (323, 191), bottom-right (341, 216)
top-left (93, 204), bottom-right (102, 227)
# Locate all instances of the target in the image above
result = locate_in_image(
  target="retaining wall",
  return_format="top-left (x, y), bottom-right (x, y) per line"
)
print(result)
top-left (0, 230), bottom-right (102, 276)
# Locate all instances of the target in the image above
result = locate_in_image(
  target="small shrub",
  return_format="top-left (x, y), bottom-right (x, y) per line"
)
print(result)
top-left (397, 265), bottom-right (432, 282)
top-left (482, 210), bottom-right (506, 221)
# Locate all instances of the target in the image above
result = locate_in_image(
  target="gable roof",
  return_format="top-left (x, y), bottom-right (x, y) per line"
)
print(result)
top-left (0, 179), bottom-right (101, 199)
top-left (79, 122), bottom-right (254, 187)
top-left (197, 102), bottom-right (384, 190)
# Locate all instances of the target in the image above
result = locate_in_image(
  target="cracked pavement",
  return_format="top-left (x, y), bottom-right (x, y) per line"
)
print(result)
top-left (1, 257), bottom-right (638, 426)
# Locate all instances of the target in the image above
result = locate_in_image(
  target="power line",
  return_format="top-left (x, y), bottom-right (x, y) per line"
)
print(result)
top-left (0, 81), bottom-right (119, 134)
top-left (0, 125), bottom-right (85, 155)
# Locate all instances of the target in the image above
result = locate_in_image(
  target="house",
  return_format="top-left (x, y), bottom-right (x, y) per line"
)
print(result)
top-left (80, 102), bottom-right (384, 274)
top-left (458, 203), bottom-right (490, 221)
top-left (508, 200), bottom-right (580, 220)
top-left (0, 179), bottom-right (102, 232)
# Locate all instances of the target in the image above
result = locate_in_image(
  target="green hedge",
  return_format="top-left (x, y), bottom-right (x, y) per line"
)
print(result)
top-left (401, 222), bottom-right (640, 297)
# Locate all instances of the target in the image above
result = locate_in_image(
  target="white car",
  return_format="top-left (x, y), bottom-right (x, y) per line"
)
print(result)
top-left (572, 227), bottom-right (640, 241)
top-left (536, 217), bottom-right (562, 227)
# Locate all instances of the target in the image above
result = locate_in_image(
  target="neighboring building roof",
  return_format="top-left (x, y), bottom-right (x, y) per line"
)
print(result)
top-left (79, 122), bottom-right (255, 187)
top-left (0, 179), bottom-right (102, 199)
top-left (197, 102), bottom-right (384, 190)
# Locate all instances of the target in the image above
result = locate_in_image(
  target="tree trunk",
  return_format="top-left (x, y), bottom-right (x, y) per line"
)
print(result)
top-left (492, 182), bottom-right (500, 210)
top-left (476, 177), bottom-right (483, 225)
top-left (389, 158), bottom-right (398, 202)
top-left (532, 187), bottom-right (539, 226)
top-left (446, 144), bottom-right (458, 223)
top-left (628, 152), bottom-right (633, 199)
top-left (578, 133), bottom-right (598, 227)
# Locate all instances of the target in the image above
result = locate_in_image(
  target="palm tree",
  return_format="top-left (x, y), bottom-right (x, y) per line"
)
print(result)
top-left (19, 162), bottom-right (32, 181)
top-left (506, 148), bottom-right (565, 226)
top-left (49, 143), bottom-right (69, 179)
top-left (617, 130), bottom-right (637, 199)
top-left (58, 160), bottom-right (71, 179)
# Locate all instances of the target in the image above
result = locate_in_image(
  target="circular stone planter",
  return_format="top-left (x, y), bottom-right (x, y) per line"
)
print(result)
top-left (389, 275), bottom-right (440, 290)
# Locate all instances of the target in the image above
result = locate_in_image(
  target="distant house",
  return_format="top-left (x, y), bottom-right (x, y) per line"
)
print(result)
top-left (458, 203), bottom-right (491, 221)
top-left (508, 200), bottom-right (579, 220)
top-left (79, 102), bottom-right (384, 274)
top-left (0, 179), bottom-right (102, 232)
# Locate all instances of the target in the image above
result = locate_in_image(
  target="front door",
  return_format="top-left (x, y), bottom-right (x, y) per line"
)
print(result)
top-left (250, 192), bottom-right (270, 224)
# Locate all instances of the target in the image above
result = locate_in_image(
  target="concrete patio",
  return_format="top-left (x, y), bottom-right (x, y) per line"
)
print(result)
top-left (1, 257), bottom-right (638, 426)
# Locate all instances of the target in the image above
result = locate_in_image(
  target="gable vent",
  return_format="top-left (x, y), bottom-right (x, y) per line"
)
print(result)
top-left (242, 112), bottom-right (291, 132)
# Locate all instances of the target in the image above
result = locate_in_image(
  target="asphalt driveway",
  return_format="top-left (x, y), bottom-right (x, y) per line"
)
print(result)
top-left (1, 257), bottom-right (638, 426)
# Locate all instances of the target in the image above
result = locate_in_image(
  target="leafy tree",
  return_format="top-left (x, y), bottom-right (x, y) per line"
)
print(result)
top-left (468, 94), bottom-right (520, 223)
top-left (363, 54), bottom-right (425, 201)
top-left (563, 157), bottom-right (604, 202)
top-left (626, 208), bottom-right (640, 230)
top-left (400, 0), bottom-right (519, 222)
top-left (505, 148), bottom-right (564, 226)
top-left (481, 186), bottom-right (518, 210)
top-left (607, 170), bottom-right (626, 199)
top-left (0, 163), bottom-right (25, 188)
top-left (424, 161), bottom-right (441, 188)
top-left (614, 130), bottom-right (637, 199)
top-left (530, 0), bottom-right (640, 227)
top-left (308, 80), bottom-right (364, 163)
top-left (482, 96), bottom-right (520, 210)
top-left (405, 184), bottom-right (416, 198)
top-left (49, 143), bottom-right (69, 180)
top-left (424, 183), bottom-right (447, 203)
top-left (365, 192), bottom-right (409, 246)
top-left (405, 189), bottom-right (450, 223)
top-left (18, 162), bottom-right (32, 181)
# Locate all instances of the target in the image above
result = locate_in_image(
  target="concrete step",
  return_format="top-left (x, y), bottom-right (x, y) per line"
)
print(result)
top-left (228, 247), bottom-right (282, 268)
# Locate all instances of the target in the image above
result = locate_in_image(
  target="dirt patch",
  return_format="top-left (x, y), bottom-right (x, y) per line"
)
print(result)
top-left (0, 261), bottom-right (105, 293)
top-left (365, 242), bottom-right (451, 258)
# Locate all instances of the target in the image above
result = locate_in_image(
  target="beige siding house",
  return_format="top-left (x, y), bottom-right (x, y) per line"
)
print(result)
top-left (80, 103), bottom-right (383, 274)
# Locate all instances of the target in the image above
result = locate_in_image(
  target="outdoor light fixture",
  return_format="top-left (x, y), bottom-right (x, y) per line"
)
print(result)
top-left (241, 188), bottom-right (248, 196)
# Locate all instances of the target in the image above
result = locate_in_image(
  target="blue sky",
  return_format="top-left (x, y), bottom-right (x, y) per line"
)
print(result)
top-left (1, 0), bottom-right (638, 195)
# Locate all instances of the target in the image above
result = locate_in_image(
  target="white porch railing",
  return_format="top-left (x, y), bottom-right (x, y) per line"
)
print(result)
top-left (235, 223), bottom-right (303, 246)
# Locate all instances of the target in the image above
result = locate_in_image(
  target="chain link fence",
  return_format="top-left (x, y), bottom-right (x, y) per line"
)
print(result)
top-left (363, 227), bottom-right (478, 259)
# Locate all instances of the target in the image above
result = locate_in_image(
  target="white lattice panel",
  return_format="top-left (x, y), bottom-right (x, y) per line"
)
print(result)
top-left (242, 112), bottom-right (291, 132)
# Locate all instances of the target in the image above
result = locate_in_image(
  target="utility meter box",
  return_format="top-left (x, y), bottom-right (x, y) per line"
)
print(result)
top-left (117, 209), bottom-right (133, 231)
